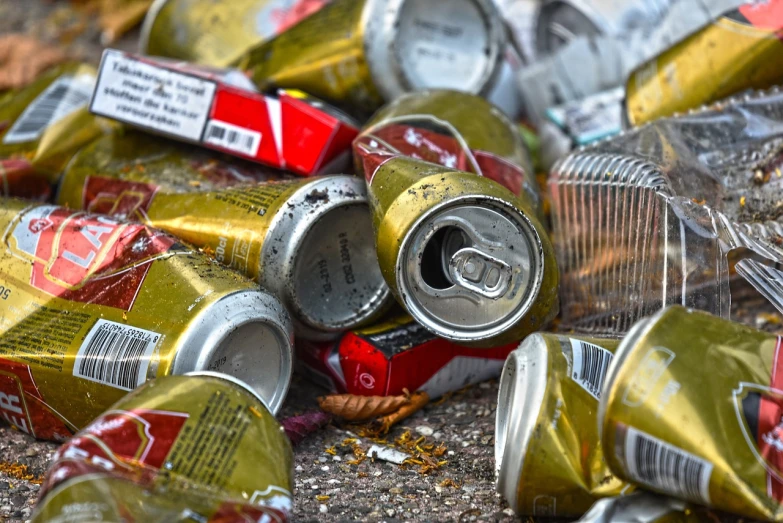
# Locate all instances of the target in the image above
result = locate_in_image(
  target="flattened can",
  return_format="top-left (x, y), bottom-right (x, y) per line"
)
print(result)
top-left (354, 91), bottom-right (557, 347)
top-left (236, 0), bottom-right (507, 113)
top-left (495, 333), bottom-right (627, 517)
top-left (0, 63), bottom-right (113, 197)
top-left (297, 315), bottom-right (517, 398)
top-left (599, 306), bottom-right (783, 521)
top-left (141, 0), bottom-right (330, 67)
top-left (32, 373), bottom-right (293, 522)
top-left (577, 492), bottom-right (715, 523)
top-left (625, 1), bottom-right (783, 127)
top-left (536, 0), bottom-right (671, 54)
top-left (57, 143), bottom-right (391, 339)
top-left (0, 199), bottom-right (293, 441)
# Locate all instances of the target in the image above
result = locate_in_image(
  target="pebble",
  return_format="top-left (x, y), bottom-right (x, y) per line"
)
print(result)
top-left (295, 465), bottom-right (303, 472)
top-left (0, 482), bottom-right (8, 490)
top-left (332, 455), bottom-right (342, 461)
top-left (385, 508), bottom-right (395, 517)
top-left (320, 465), bottom-right (329, 472)
top-left (503, 508), bottom-right (515, 516)
top-left (319, 504), bottom-right (328, 514)
top-left (433, 431), bottom-right (443, 440)
top-left (24, 448), bottom-right (37, 458)
top-left (461, 441), bottom-right (471, 447)
top-left (415, 425), bottom-right (434, 437)
top-left (318, 456), bottom-right (328, 463)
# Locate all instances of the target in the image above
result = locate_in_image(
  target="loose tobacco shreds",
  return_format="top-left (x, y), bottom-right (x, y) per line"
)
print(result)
top-left (0, 461), bottom-right (43, 484)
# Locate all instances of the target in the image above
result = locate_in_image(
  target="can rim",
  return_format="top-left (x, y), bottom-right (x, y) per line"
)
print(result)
top-left (262, 175), bottom-right (393, 338)
top-left (170, 288), bottom-right (294, 415)
top-left (185, 370), bottom-right (273, 413)
top-left (596, 308), bottom-right (666, 440)
top-left (138, 0), bottom-right (172, 54)
top-left (495, 335), bottom-right (548, 513)
top-left (395, 193), bottom-right (544, 343)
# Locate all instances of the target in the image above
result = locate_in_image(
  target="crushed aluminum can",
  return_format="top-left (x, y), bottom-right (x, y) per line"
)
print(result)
top-left (495, 332), bottom-right (627, 517)
top-left (236, 0), bottom-right (507, 114)
top-left (577, 492), bottom-right (714, 523)
top-left (536, 0), bottom-right (672, 55)
top-left (353, 89), bottom-right (557, 347)
top-left (546, 86), bottom-right (625, 145)
top-left (0, 63), bottom-right (114, 199)
top-left (493, 0), bottom-right (541, 65)
top-left (296, 315), bottom-right (517, 398)
top-left (625, 0), bottom-right (783, 127)
top-left (0, 199), bottom-right (293, 441)
top-left (57, 143), bottom-right (392, 339)
top-left (32, 373), bottom-right (293, 522)
top-left (598, 305), bottom-right (783, 521)
top-left (140, 0), bottom-right (330, 67)
top-left (90, 49), bottom-right (359, 176)
top-left (549, 86), bottom-right (783, 335)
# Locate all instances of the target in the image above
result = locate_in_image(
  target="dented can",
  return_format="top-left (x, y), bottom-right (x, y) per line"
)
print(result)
top-left (625, 1), bottom-right (783, 127)
top-left (0, 199), bottom-right (293, 442)
top-left (0, 63), bottom-right (114, 198)
top-left (57, 145), bottom-right (391, 339)
top-left (599, 306), bottom-right (783, 521)
top-left (577, 492), bottom-right (714, 523)
top-left (495, 332), bottom-right (627, 517)
top-left (32, 373), bottom-right (293, 522)
top-left (141, 0), bottom-right (330, 67)
top-left (354, 90), bottom-right (557, 347)
top-left (297, 315), bottom-right (517, 398)
top-left (236, 0), bottom-right (507, 113)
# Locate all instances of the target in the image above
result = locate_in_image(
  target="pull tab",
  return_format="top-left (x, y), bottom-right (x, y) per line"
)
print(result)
top-left (449, 247), bottom-right (512, 299)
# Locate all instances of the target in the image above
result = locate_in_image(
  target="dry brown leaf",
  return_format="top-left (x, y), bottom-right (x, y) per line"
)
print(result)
top-left (317, 393), bottom-right (409, 421)
top-left (377, 391), bottom-right (429, 433)
top-left (0, 35), bottom-right (69, 90)
top-left (99, 0), bottom-right (154, 45)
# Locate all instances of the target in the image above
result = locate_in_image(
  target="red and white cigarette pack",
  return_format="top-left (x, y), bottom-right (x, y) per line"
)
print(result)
top-left (90, 49), bottom-right (359, 176)
top-left (297, 316), bottom-right (518, 399)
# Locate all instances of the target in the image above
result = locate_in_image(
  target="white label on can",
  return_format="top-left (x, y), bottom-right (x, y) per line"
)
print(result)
top-left (569, 339), bottom-right (613, 399)
top-left (3, 75), bottom-right (95, 144)
top-left (74, 319), bottom-right (161, 391)
top-left (204, 119), bottom-right (261, 157)
top-left (90, 49), bottom-right (216, 141)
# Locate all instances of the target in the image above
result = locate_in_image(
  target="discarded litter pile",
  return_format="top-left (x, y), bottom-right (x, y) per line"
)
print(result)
top-left (0, 0), bottom-right (782, 521)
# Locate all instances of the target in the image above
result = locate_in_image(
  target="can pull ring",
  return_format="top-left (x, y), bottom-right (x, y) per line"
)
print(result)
top-left (448, 248), bottom-right (512, 299)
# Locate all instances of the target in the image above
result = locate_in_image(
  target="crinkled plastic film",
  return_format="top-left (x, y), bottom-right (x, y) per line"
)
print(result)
top-left (549, 87), bottom-right (783, 334)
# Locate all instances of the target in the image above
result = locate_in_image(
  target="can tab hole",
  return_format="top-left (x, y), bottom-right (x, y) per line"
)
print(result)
top-left (420, 226), bottom-right (467, 290)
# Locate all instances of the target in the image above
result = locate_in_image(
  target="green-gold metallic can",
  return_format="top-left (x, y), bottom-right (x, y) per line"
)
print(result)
top-left (32, 373), bottom-right (294, 522)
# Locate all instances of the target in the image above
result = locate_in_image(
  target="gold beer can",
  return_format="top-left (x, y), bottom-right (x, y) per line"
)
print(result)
top-left (0, 199), bottom-right (293, 442)
top-left (57, 132), bottom-right (392, 339)
top-left (354, 90), bottom-right (557, 347)
top-left (625, 1), bottom-right (783, 127)
top-left (495, 332), bottom-right (627, 517)
top-left (235, 0), bottom-right (507, 113)
top-left (599, 305), bottom-right (783, 521)
top-left (32, 373), bottom-right (293, 521)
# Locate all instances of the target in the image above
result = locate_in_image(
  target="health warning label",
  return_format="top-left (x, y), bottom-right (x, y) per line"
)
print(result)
top-left (90, 49), bottom-right (216, 141)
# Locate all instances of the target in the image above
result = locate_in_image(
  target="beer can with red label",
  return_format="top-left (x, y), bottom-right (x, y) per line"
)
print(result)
top-left (235, 0), bottom-right (507, 114)
top-left (0, 199), bottom-right (293, 441)
top-left (57, 138), bottom-right (392, 340)
top-left (599, 306), bottom-right (783, 521)
top-left (353, 89), bottom-right (557, 347)
top-left (90, 50), bottom-right (359, 176)
top-left (0, 63), bottom-right (115, 199)
top-left (495, 332), bottom-right (627, 517)
top-left (297, 315), bottom-right (517, 398)
top-left (32, 373), bottom-right (293, 522)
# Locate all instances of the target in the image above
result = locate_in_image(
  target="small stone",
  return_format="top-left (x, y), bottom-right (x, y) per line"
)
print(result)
top-left (389, 487), bottom-right (402, 495)
top-left (295, 465), bottom-right (303, 472)
top-left (0, 482), bottom-right (8, 490)
top-left (434, 485), bottom-right (443, 494)
top-left (479, 382), bottom-right (491, 389)
top-left (503, 507), bottom-right (515, 516)
top-left (385, 508), bottom-right (395, 517)
top-left (20, 507), bottom-right (31, 517)
top-left (415, 426), bottom-right (433, 437)
top-left (24, 448), bottom-right (37, 458)
top-left (373, 469), bottom-right (382, 477)
top-left (319, 504), bottom-right (328, 514)
top-left (320, 465), bottom-right (329, 472)
top-left (10, 495), bottom-right (25, 507)
top-left (481, 435), bottom-right (493, 446)
top-left (461, 441), bottom-right (471, 447)
top-left (432, 431), bottom-right (443, 440)
top-left (332, 455), bottom-right (342, 461)
top-left (318, 456), bottom-right (328, 463)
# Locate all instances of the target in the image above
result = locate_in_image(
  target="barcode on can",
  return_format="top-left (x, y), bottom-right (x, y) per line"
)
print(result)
top-left (204, 119), bottom-right (261, 157)
top-left (570, 339), bottom-right (613, 399)
top-left (3, 75), bottom-right (95, 144)
top-left (624, 426), bottom-right (713, 505)
top-left (73, 319), bottom-right (161, 391)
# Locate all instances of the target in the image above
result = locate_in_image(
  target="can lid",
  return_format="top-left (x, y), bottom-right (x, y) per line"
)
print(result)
top-left (262, 176), bottom-right (392, 339)
top-left (171, 289), bottom-right (294, 415)
top-left (495, 336), bottom-right (548, 513)
top-left (397, 196), bottom-right (544, 343)
top-left (363, 0), bottom-right (505, 100)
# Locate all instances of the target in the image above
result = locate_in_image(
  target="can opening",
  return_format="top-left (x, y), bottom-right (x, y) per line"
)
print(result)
top-left (419, 226), bottom-right (468, 290)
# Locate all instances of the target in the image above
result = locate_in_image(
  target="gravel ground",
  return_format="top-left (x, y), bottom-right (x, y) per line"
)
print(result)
top-left (1, 2), bottom-right (782, 522)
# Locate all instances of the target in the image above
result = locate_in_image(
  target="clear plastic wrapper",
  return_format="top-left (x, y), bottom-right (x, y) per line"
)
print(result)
top-left (549, 87), bottom-right (783, 334)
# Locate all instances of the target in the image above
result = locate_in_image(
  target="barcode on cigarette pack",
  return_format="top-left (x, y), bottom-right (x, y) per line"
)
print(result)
top-left (74, 319), bottom-right (161, 391)
top-left (4, 75), bottom-right (94, 144)
top-left (570, 339), bottom-right (613, 399)
top-left (624, 427), bottom-right (713, 505)
top-left (204, 119), bottom-right (261, 157)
